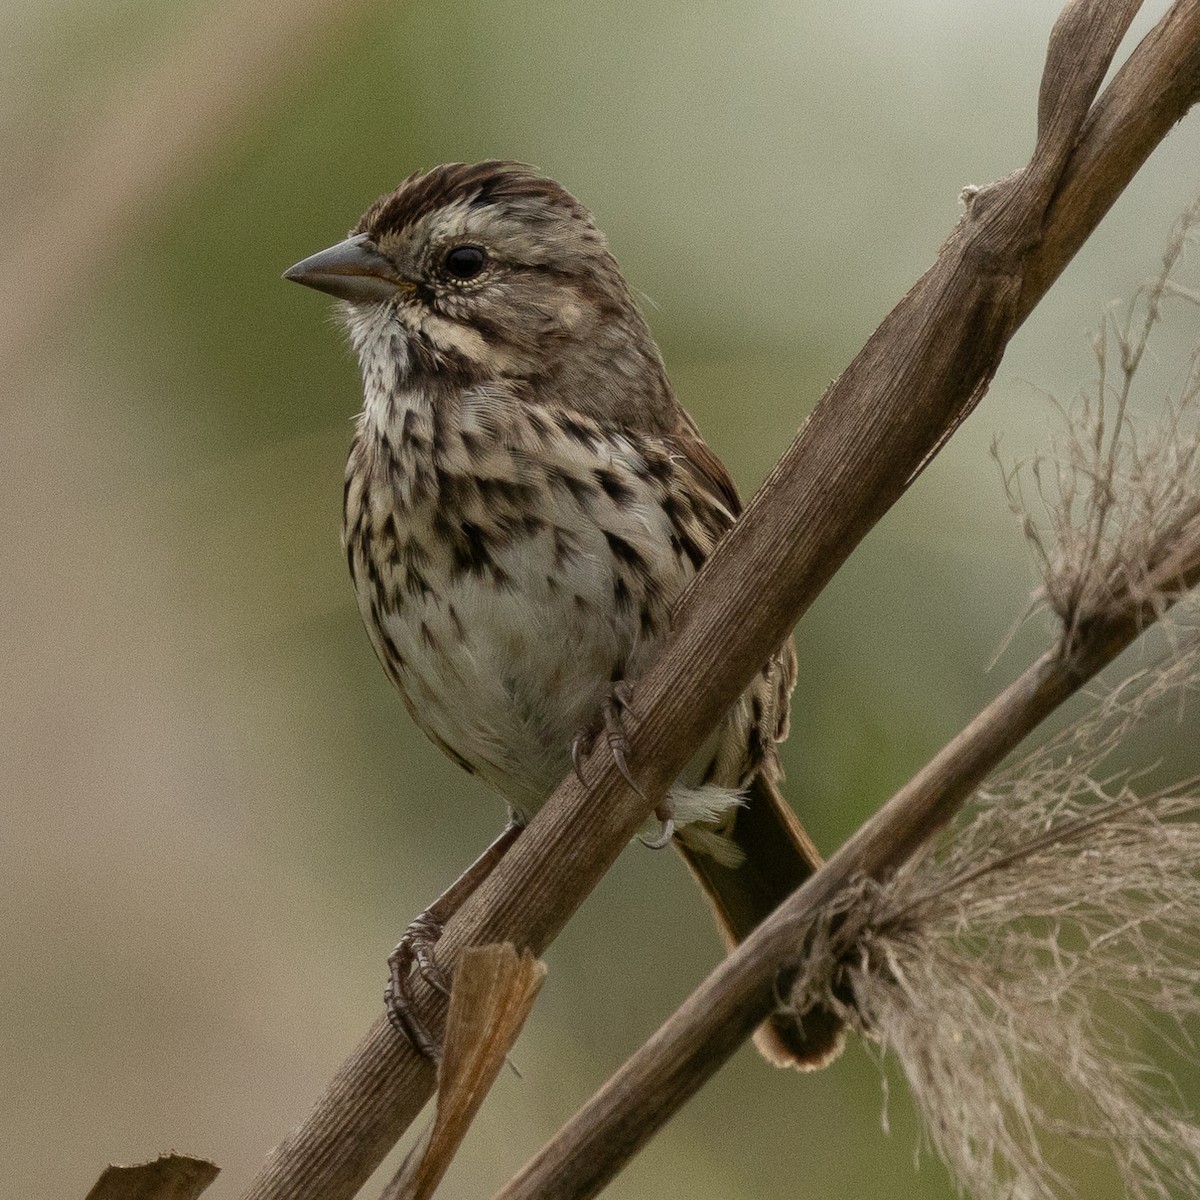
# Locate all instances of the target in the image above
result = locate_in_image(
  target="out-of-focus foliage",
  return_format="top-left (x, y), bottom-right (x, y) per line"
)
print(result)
top-left (3, 2), bottom-right (1199, 1198)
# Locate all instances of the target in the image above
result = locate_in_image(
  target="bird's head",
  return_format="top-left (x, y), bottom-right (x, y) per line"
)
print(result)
top-left (284, 161), bottom-right (670, 423)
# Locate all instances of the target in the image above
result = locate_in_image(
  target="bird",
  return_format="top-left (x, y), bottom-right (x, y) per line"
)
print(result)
top-left (284, 161), bottom-right (842, 1069)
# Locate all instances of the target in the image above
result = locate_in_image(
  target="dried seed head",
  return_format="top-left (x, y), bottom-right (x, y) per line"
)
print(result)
top-left (787, 201), bottom-right (1200, 1198)
top-left (791, 631), bottom-right (1200, 1199)
top-left (997, 197), bottom-right (1200, 654)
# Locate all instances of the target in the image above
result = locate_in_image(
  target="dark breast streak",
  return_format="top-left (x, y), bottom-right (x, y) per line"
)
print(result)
top-left (343, 394), bottom-right (789, 809)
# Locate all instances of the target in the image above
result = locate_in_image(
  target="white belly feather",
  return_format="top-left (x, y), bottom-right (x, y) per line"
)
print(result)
top-left (345, 380), bottom-right (748, 859)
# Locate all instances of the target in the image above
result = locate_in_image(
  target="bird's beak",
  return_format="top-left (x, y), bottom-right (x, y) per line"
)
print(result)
top-left (282, 234), bottom-right (415, 303)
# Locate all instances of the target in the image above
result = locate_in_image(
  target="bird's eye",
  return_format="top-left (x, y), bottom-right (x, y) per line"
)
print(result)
top-left (443, 245), bottom-right (488, 281)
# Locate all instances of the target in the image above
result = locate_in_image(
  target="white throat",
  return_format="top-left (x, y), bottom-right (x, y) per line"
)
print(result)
top-left (340, 302), bottom-right (418, 441)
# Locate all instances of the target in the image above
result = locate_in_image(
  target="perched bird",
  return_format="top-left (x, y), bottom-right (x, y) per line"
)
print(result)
top-left (284, 162), bottom-right (841, 1068)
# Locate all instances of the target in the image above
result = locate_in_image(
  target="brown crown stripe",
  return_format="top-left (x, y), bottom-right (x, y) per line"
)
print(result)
top-left (355, 161), bottom-right (588, 241)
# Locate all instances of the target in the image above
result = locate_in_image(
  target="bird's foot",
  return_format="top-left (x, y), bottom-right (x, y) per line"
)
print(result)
top-left (571, 680), bottom-right (644, 797)
top-left (385, 909), bottom-right (451, 1062)
top-left (383, 820), bottom-right (524, 1061)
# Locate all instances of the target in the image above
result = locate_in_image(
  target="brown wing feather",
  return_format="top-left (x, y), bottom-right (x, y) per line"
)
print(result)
top-left (667, 408), bottom-right (744, 519)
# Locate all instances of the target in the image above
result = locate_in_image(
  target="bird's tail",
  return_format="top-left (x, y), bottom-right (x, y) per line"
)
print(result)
top-left (675, 772), bottom-right (845, 1069)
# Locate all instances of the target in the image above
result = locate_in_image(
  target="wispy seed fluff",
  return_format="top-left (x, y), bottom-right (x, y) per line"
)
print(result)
top-left (997, 195), bottom-right (1200, 650)
top-left (795, 634), bottom-right (1200, 1200)
top-left (788, 202), bottom-right (1200, 1200)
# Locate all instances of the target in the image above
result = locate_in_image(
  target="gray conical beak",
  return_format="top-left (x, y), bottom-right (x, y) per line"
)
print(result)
top-left (283, 234), bottom-right (415, 303)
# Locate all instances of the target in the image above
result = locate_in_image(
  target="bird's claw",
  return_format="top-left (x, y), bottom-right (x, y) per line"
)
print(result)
top-left (639, 802), bottom-right (675, 850)
top-left (571, 730), bottom-right (589, 786)
top-left (606, 735), bottom-right (643, 799)
top-left (571, 681), bottom-right (644, 797)
top-left (385, 909), bottom-right (451, 1061)
top-left (603, 682), bottom-right (644, 798)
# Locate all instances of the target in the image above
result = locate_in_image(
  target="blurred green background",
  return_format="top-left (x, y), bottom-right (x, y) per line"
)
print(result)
top-left (4, 2), bottom-right (1200, 1198)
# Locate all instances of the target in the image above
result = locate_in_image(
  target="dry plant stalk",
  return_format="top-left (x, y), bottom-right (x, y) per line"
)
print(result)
top-left (494, 202), bottom-right (1200, 1200)
top-left (27, 3), bottom-right (1199, 1199)
top-left (83, 1154), bottom-right (219, 1200)
top-left (793, 218), bottom-right (1200, 1200)
top-left (241, 5), bottom-right (1200, 1198)
top-left (380, 945), bottom-right (546, 1200)
top-left (816, 640), bottom-right (1200, 1200)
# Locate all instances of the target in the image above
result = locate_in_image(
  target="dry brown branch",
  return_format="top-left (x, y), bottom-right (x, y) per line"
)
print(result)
top-left (380, 946), bottom-right (545, 1200)
top-left (491, 588), bottom-right (1200, 1200)
top-left (239, 3), bottom-right (1200, 1198)
top-left (495, 169), bottom-right (1200, 1200)
top-left (0, 0), bottom-right (376, 370)
top-left (83, 1154), bottom-right (218, 1200)
top-left (839, 673), bottom-right (1200, 1199)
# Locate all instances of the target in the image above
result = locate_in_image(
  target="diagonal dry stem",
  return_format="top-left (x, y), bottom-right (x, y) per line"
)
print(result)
top-left (241, 3), bottom-right (1200, 1198)
top-left (494, 590), bottom-right (1200, 1200)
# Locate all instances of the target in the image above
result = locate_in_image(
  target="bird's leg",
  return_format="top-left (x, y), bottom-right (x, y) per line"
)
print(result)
top-left (571, 680), bottom-right (645, 798)
top-left (385, 818), bottom-right (524, 1059)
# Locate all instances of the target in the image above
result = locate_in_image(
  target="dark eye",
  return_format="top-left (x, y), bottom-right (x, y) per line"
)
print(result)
top-left (443, 245), bottom-right (488, 280)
